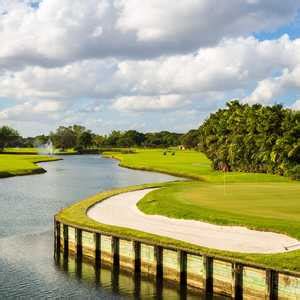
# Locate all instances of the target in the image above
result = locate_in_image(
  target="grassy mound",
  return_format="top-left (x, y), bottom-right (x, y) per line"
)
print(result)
top-left (0, 154), bottom-right (60, 178)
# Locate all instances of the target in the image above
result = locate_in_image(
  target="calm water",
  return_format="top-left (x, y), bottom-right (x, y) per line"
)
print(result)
top-left (0, 155), bottom-right (222, 299)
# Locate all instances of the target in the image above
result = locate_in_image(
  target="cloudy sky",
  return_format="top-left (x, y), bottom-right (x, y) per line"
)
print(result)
top-left (0, 0), bottom-right (300, 136)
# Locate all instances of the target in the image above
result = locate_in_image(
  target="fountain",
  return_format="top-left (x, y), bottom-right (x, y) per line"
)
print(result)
top-left (37, 139), bottom-right (55, 155)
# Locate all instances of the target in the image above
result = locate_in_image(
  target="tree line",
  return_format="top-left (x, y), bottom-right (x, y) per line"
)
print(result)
top-left (196, 101), bottom-right (300, 179)
top-left (1, 101), bottom-right (299, 179)
top-left (0, 125), bottom-right (182, 151)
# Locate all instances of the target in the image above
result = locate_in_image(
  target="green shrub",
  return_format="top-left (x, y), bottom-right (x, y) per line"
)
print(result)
top-left (288, 165), bottom-right (300, 180)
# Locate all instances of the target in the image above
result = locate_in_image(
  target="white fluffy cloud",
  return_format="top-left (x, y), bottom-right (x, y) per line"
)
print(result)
top-left (244, 66), bottom-right (300, 104)
top-left (116, 0), bottom-right (299, 42)
top-left (291, 100), bottom-right (300, 110)
top-left (0, 100), bottom-right (63, 121)
top-left (112, 95), bottom-right (189, 112)
top-left (1, 36), bottom-right (300, 109)
top-left (0, 0), bottom-right (299, 71)
top-left (116, 36), bottom-right (300, 96)
top-left (0, 0), bottom-right (109, 69)
top-left (0, 1), bottom-right (300, 135)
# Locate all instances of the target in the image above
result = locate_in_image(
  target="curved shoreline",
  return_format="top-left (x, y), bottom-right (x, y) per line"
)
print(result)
top-left (102, 153), bottom-right (203, 181)
top-left (0, 156), bottom-right (61, 179)
top-left (87, 188), bottom-right (300, 254)
top-left (55, 154), bottom-right (300, 271)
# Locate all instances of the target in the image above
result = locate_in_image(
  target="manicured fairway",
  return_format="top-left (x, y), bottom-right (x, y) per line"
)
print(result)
top-left (101, 148), bottom-right (300, 271)
top-left (4, 147), bottom-right (38, 154)
top-left (104, 149), bottom-right (289, 183)
top-left (3, 147), bottom-right (77, 155)
top-left (0, 154), bottom-right (59, 177)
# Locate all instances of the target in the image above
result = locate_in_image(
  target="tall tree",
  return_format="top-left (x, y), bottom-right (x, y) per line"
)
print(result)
top-left (0, 126), bottom-right (20, 151)
top-left (198, 101), bottom-right (300, 179)
top-left (77, 130), bottom-right (93, 149)
top-left (51, 126), bottom-right (76, 150)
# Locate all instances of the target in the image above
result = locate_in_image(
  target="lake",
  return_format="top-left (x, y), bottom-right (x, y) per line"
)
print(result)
top-left (0, 155), bottom-right (222, 299)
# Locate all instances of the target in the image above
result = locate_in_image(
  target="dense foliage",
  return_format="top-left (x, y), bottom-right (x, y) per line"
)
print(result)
top-left (104, 130), bottom-right (182, 148)
top-left (50, 125), bottom-right (93, 150)
top-left (0, 125), bottom-right (182, 151)
top-left (180, 129), bottom-right (200, 149)
top-left (198, 101), bottom-right (300, 178)
top-left (0, 126), bottom-right (20, 150)
top-left (3, 100), bottom-right (298, 180)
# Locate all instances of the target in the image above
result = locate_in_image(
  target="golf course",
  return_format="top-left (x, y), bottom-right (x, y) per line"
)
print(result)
top-left (2, 146), bottom-right (300, 272)
top-left (106, 149), bottom-right (300, 269)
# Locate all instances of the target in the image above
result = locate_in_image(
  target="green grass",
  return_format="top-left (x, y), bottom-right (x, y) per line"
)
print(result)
top-left (3, 147), bottom-right (78, 155)
top-left (56, 148), bottom-right (300, 272)
top-left (138, 181), bottom-right (300, 239)
top-left (104, 148), bottom-right (289, 183)
top-left (3, 147), bottom-right (38, 154)
top-left (0, 154), bottom-right (60, 178)
top-left (102, 149), bottom-right (300, 270)
top-left (56, 182), bottom-right (300, 272)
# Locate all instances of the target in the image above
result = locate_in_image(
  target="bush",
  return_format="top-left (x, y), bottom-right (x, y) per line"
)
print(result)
top-left (288, 165), bottom-right (300, 180)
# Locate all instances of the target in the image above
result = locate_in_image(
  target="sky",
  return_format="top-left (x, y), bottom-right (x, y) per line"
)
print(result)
top-left (0, 0), bottom-right (300, 137)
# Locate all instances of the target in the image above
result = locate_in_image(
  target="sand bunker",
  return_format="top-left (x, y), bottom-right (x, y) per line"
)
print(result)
top-left (87, 188), bottom-right (300, 253)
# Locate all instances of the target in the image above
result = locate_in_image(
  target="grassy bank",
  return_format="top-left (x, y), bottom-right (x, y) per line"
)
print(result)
top-left (102, 149), bottom-right (300, 270)
top-left (0, 154), bottom-right (60, 178)
top-left (56, 183), bottom-right (300, 272)
top-left (3, 147), bottom-right (77, 155)
top-left (55, 148), bottom-right (300, 271)
top-left (103, 149), bottom-right (289, 183)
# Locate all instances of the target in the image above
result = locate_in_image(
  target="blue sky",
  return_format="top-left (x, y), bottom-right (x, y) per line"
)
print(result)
top-left (255, 11), bottom-right (300, 40)
top-left (0, 1), bottom-right (300, 137)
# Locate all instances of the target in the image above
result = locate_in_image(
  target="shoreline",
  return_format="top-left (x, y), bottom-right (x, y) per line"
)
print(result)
top-left (56, 151), bottom-right (300, 272)
top-left (102, 152), bottom-right (200, 181)
top-left (55, 181), bottom-right (300, 272)
top-left (87, 188), bottom-right (300, 254)
top-left (0, 155), bottom-right (62, 179)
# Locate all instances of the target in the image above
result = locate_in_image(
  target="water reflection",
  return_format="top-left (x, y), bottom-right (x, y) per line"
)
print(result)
top-left (0, 156), bottom-right (227, 299)
top-left (55, 253), bottom-right (216, 300)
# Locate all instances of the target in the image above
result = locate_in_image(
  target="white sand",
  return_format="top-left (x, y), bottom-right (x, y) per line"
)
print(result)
top-left (87, 188), bottom-right (300, 253)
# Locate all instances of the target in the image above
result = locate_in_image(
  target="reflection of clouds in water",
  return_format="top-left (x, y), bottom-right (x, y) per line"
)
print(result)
top-left (0, 231), bottom-right (122, 298)
top-left (0, 155), bottom-right (180, 298)
top-left (0, 231), bottom-right (203, 299)
top-left (54, 168), bottom-right (66, 172)
top-left (0, 155), bottom-right (177, 238)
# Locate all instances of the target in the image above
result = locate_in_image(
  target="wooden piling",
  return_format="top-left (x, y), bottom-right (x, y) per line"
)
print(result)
top-left (203, 255), bottom-right (213, 295)
top-left (133, 241), bottom-right (141, 273)
top-left (63, 224), bottom-right (68, 257)
top-left (75, 228), bottom-right (82, 260)
top-left (53, 221), bottom-right (300, 299)
top-left (178, 250), bottom-right (187, 285)
top-left (266, 269), bottom-right (278, 300)
top-left (95, 232), bottom-right (101, 263)
top-left (155, 245), bottom-right (163, 279)
top-left (232, 263), bottom-right (243, 299)
top-left (111, 236), bottom-right (120, 267)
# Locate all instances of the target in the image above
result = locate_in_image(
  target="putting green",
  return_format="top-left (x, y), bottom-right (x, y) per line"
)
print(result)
top-left (100, 149), bottom-right (300, 271)
top-left (138, 181), bottom-right (300, 240)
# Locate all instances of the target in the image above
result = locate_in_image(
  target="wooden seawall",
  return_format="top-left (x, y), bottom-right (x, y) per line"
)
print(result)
top-left (54, 219), bottom-right (300, 299)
